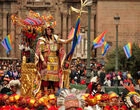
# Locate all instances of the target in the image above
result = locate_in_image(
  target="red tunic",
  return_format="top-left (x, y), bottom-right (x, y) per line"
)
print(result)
top-left (48, 106), bottom-right (58, 110)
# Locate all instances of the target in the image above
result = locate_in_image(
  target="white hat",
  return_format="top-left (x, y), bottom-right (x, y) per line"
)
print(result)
top-left (9, 79), bottom-right (20, 88)
top-left (5, 75), bottom-right (9, 78)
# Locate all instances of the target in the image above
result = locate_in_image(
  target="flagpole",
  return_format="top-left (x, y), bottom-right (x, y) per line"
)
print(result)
top-left (115, 24), bottom-right (118, 73)
top-left (114, 14), bottom-right (120, 86)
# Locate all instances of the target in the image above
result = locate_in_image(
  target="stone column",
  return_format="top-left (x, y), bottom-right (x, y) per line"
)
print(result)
top-left (11, 3), bottom-right (21, 58)
top-left (61, 11), bottom-right (68, 53)
top-left (2, 12), bottom-right (8, 57)
top-left (16, 3), bottom-right (26, 59)
top-left (67, 13), bottom-right (72, 55)
top-left (2, 12), bottom-right (7, 38)
top-left (10, 15), bottom-right (15, 58)
top-left (84, 31), bottom-right (88, 58)
top-left (62, 11), bottom-right (68, 40)
top-left (91, 7), bottom-right (96, 58)
top-left (91, 12), bottom-right (95, 41)
top-left (0, 12), bottom-right (3, 57)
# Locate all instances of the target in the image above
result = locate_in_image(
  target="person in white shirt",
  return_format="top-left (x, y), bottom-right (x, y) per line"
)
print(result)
top-left (104, 77), bottom-right (111, 87)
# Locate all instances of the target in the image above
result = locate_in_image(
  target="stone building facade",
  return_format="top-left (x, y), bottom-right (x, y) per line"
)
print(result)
top-left (96, 0), bottom-right (140, 57)
top-left (0, 0), bottom-right (140, 60)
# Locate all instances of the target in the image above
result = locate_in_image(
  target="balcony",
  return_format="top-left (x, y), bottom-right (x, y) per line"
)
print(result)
top-left (25, 0), bottom-right (52, 8)
top-left (0, 0), bottom-right (17, 2)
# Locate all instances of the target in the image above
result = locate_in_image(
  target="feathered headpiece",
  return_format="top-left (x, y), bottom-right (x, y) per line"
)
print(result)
top-left (11, 10), bottom-right (56, 29)
top-left (42, 15), bottom-right (56, 29)
top-left (11, 10), bottom-right (43, 27)
top-left (122, 79), bottom-right (140, 108)
top-left (57, 88), bottom-right (85, 109)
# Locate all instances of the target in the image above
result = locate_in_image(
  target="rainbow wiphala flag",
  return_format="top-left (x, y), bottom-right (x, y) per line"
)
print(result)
top-left (66, 16), bottom-right (80, 61)
top-left (102, 41), bottom-right (110, 56)
top-left (1, 34), bottom-right (12, 53)
top-left (123, 42), bottom-right (132, 59)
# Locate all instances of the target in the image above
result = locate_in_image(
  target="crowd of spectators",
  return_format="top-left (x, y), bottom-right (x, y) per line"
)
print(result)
top-left (69, 58), bottom-right (105, 85)
top-left (69, 58), bottom-right (140, 90)
top-left (0, 58), bottom-right (140, 89)
top-left (0, 59), bottom-right (21, 93)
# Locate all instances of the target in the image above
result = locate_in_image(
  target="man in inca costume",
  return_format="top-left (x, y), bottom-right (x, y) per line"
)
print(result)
top-left (35, 20), bottom-right (73, 92)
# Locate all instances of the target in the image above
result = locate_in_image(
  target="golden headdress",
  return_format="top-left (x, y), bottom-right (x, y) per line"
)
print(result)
top-left (11, 10), bottom-right (56, 33)
top-left (11, 10), bottom-right (43, 27)
top-left (42, 14), bottom-right (56, 29)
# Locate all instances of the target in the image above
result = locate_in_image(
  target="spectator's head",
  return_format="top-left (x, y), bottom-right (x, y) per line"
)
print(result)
top-left (95, 83), bottom-right (102, 92)
top-left (108, 91), bottom-right (119, 105)
top-left (3, 75), bottom-right (10, 85)
top-left (91, 82), bottom-right (101, 92)
top-left (107, 77), bottom-right (110, 80)
top-left (127, 73), bottom-right (132, 79)
top-left (9, 80), bottom-right (20, 94)
top-left (48, 94), bottom-right (56, 105)
top-left (3, 66), bottom-right (7, 70)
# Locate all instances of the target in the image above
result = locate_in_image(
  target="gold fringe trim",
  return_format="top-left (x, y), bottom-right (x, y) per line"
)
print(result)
top-left (41, 74), bottom-right (59, 81)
